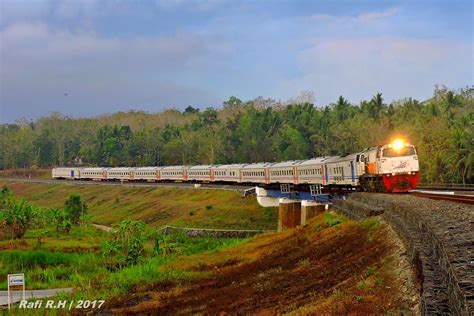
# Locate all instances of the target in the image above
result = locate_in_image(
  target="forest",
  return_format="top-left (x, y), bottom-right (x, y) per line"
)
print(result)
top-left (1, 85), bottom-right (472, 184)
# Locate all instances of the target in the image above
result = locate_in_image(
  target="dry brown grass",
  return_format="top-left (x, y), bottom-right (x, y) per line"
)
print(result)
top-left (104, 214), bottom-right (419, 315)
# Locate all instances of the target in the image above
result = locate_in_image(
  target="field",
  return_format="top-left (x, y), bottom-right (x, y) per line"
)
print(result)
top-left (0, 181), bottom-right (418, 314)
top-left (1, 223), bottom-right (246, 314)
top-left (0, 180), bottom-right (277, 230)
top-left (104, 213), bottom-right (419, 314)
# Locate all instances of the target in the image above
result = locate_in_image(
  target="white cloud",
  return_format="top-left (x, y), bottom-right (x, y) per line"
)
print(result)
top-left (307, 7), bottom-right (401, 23)
top-left (356, 7), bottom-right (401, 22)
top-left (154, 0), bottom-right (233, 11)
top-left (279, 37), bottom-right (472, 104)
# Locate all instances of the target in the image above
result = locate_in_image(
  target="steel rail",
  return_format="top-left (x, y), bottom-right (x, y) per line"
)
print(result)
top-left (410, 192), bottom-right (474, 204)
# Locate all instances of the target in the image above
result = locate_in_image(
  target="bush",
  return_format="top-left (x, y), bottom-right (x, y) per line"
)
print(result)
top-left (0, 199), bottom-right (36, 239)
top-left (102, 219), bottom-right (146, 269)
top-left (0, 186), bottom-right (13, 208)
top-left (48, 208), bottom-right (72, 233)
top-left (64, 194), bottom-right (88, 225)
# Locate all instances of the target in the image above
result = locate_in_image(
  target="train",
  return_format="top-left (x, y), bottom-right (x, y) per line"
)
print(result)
top-left (52, 140), bottom-right (420, 192)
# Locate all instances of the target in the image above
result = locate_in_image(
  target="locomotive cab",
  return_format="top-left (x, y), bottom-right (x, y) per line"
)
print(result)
top-left (359, 140), bottom-right (420, 192)
top-left (379, 142), bottom-right (419, 176)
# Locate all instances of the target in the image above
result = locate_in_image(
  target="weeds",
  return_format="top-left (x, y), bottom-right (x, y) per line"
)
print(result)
top-left (365, 266), bottom-right (376, 277)
top-left (297, 258), bottom-right (310, 269)
top-left (375, 277), bottom-right (384, 286)
top-left (324, 212), bottom-right (343, 227)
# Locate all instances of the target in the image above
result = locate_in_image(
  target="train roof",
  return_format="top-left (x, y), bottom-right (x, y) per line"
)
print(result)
top-left (82, 167), bottom-right (106, 171)
top-left (297, 157), bottom-right (331, 166)
top-left (134, 167), bottom-right (160, 170)
top-left (188, 165), bottom-right (214, 170)
top-left (270, 160), bottom-right (301, 168)
top-left (323, 156), bottom-right (343, 163)
top-left (214, 164), bottom-right (247, 169)
top-left (107, 167), bottom-right (131, 171)
top-left (242, 162), bottom-right (273, 169)
top-left (325, 153), bottom-right (359, 163)
top-left (161, 165), bottom-right (186, 170)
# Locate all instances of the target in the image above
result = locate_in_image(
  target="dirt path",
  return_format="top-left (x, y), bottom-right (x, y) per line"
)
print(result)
top-left (92, 223), bottom-right (113, 232)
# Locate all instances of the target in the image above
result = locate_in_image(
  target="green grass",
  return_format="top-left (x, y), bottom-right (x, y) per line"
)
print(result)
top-left (0, 223), bottom-right (246, 297)
top-left (0, 181), bottom-right (274, 312)
top-left (324, 212), bottom-right (344, 227)
top-left (0, 180), bottom-right (278, 230)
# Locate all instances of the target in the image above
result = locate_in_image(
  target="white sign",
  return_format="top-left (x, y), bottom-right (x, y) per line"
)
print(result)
top-left (8, 274), bottom-right (24, 286)
top-left (7, 273), bottom-right (25, 309)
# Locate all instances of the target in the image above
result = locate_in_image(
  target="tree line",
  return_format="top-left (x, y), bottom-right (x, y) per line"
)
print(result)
top-left (1, 86), bottom-right (472, 184)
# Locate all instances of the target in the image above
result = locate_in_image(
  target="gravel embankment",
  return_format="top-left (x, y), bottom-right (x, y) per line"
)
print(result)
top-left (335, 193), bottom-right (473, 315)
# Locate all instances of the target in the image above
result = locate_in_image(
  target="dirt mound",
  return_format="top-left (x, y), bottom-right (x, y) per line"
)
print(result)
top-left (103, 215), bottom-right (419, 315)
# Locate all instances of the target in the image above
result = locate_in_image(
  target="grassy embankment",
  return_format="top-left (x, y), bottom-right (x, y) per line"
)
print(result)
top-left (0, 180), bottom-right (277, 230)
top-left (0, 224), bottom-right (244, 295)
top-left (0, 180), bottom-right (275, 304)
top-left (1, 181), bottom-right (417, 314)
top-left (97, 213), bottom-right (418, 314)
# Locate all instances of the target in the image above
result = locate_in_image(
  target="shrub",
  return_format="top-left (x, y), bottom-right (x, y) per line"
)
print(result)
top-left (64, 194), bottom-right (88, 225)
top-left (0, 199), bottom-right (36, 239)
top-left (48, 208), bottom-right (72, 233)
top-left (102, 219), bottom-right (146, 269)
top-left (0, 186), bottom-right (13, 208)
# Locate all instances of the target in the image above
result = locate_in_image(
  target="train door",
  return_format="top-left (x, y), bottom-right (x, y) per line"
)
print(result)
top-left (71, 170), bottom-right (74, 178)
top-left (357, 154), bottom-right (365, 176)
top-left (324, 164), bottom-right (328, 183)
top-left (350, 161), bottom-right (355, 183)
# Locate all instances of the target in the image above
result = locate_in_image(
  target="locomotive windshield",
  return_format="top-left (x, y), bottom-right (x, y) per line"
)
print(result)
top-left (382, 146), bottom-right (416, 157)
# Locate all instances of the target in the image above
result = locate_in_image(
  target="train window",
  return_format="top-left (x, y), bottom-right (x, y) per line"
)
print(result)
top-left (383, 147), bottom-right (415, 157)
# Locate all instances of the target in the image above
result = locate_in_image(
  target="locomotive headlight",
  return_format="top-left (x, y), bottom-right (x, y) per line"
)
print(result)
top-left (392, 139), bottom-right (404, 151)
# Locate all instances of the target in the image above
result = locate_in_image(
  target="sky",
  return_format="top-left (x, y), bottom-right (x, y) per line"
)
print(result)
top-left (0, 0), bottom-right (472, 123)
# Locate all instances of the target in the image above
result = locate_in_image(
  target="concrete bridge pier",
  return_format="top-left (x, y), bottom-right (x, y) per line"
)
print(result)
top-left (278, 198), bottom-right (302, 232)
top-left (301, 200), bottom-right (327, 225)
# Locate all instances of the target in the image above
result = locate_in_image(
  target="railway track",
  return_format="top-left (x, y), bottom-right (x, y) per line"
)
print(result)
top-left (410, 191), bottom-right (474, 204)
top-left (335, 193), bottom-right (473, 315)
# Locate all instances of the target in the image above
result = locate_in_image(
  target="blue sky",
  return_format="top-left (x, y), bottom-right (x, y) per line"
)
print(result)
top-left (0, 0), bottom-right (472, 122)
